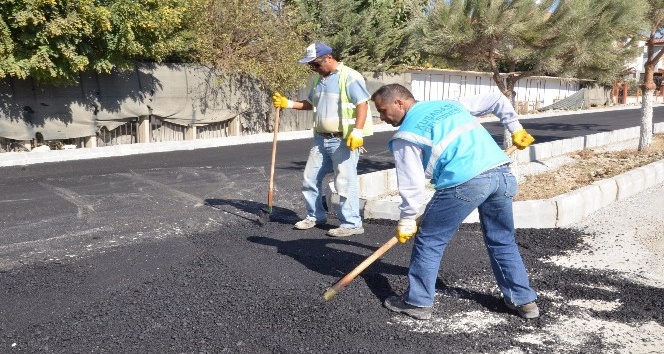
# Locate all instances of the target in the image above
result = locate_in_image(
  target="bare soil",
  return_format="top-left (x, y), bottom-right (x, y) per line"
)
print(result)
top-left (516, 134), bottom-right (664, 201)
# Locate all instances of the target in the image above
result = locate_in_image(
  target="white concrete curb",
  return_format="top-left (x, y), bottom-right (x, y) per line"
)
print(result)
top-left (328, 122), bottom-right (664, 229)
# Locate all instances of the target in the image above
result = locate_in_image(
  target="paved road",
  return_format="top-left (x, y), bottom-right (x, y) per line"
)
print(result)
top-left (0, 106), bottom-right (662, 353)
top-left (3, 106), bottom-right (661, 246)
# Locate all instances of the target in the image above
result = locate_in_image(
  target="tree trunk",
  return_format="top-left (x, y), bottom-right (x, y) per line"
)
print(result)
top-left (638, 61), bottom-right (656, 151)
top-left (639, 87), bottom-right (654, 150)
top-left (487, 61), bottom-right (524, 179)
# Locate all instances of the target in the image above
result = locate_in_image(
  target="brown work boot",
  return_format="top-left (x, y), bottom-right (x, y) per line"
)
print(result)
top-left (504, 300), bottom-right (540, 319)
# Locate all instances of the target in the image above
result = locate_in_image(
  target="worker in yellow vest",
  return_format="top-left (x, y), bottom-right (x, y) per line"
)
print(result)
top-left (273, 42), bottom-right (371, 237)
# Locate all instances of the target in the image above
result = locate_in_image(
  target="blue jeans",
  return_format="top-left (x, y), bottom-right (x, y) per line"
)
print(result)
top-left (404, 164), bottom-right (537, 307)
top-left (302, 134), bottom-right (361, 228)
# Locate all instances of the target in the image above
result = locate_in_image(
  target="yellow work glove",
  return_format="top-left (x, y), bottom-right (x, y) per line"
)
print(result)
top-left (346, 128), bottom-right (364, 151)
top-left (512, 129), bottom-right (535, 150)
top-left (396, 219), bottom-right (418, 244)
top-left (272, 92), bottom-right (294, 109)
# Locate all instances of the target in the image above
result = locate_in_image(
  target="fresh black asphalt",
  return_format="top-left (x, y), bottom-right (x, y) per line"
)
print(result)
top-left (0, 107), bottom-right (662, 353)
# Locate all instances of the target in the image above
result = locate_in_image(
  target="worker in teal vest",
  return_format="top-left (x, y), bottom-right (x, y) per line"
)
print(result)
top-left (371, 83), bottom-right (539, 321)
top-left (272, 42), bottom-right (372, 237)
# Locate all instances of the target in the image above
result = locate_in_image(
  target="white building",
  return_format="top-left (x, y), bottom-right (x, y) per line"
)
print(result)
top-left (625, 39), bottom-right (664, 82)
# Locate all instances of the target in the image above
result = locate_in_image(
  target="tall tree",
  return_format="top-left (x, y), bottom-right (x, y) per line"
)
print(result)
top-left (288, 0), bottom-right (428, 72)
top-left (193, 0), bottom-right (313, 92)
top-left (638, 0), bottom-right (664, 150)
top-left (413, 0), bottom-right (648, 102)
top-left (0, 0), bottom-right (202, 84)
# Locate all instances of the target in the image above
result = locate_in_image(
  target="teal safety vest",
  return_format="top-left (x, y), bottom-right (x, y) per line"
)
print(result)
top-left (388, 100), bottom-right (510, 189)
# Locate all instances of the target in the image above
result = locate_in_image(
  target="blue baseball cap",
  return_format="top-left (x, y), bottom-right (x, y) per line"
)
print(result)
top-left (298, 42), bottom-right (333, 64)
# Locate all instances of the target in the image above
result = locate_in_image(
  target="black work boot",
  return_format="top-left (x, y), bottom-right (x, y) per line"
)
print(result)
top-left (384, 295), bottom-right (433, 320)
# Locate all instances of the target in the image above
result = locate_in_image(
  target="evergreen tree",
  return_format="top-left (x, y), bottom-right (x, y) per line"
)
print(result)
top-left (412, 0), bottom-right (648, 101)
top-left (287, 0), bottom-right (428, 72)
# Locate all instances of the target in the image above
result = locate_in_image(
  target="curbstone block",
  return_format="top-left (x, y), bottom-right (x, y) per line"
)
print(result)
top-left (636, 164), bottom-right (659, 189)
top-left (595, 132), bottom-right (607, 147)
top-left (592, 179), bottom-right (618, 209)
top-left (562, 137), bottom-right (584, 154)
top-left (358, 169), bottom-right (394, 199)
top-left (576, 184), bottom-right (604, 219)
top-left (554, 191), bottom-right (586, 226)
top-left (585, 133), bottom-right (598, 149)
top-left (513, 200), bottom-right (557, 228)
top-left (551, 139), bottom-right (564, 157)
top-left (363, 199), bottom-right (401, 220)
top-left (532, 143), bottom-right (553, 161)
top-left (652, 160), bottom-right (664, 182)
top-left (655, 122), bottom-right (664, 134)
top-left (614, 169), bottom-right (646, 200)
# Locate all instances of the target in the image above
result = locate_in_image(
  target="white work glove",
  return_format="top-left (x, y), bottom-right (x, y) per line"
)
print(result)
top-left (396, 218), bottom-right (418, 244)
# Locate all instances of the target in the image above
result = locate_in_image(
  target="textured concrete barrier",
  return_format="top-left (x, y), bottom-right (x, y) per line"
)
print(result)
top-left (592, 179), bottom-right (619, 209)
top-left (513, 200), bottom-right (558, 228)
top-left (615, 169), bottom-right (646, 201)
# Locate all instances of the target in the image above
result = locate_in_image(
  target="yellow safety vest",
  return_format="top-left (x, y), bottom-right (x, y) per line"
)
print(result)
top-left (313, 64), bottom-right (373, 138)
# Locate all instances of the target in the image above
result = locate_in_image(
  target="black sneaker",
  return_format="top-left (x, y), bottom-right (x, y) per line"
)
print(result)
top-left (384, 295), bottom-right (433, 320)
top-left (504, 300), bottom-right (540, 319)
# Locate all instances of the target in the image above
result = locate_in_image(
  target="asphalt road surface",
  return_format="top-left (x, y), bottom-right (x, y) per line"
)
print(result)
top-left (0, 107), bottom-right (662, 353)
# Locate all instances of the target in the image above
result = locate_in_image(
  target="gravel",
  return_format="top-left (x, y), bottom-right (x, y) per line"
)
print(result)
top-left (564, 183), bottom-right (664, 289)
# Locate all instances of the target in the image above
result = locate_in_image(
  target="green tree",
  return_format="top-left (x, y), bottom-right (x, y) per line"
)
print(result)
top-left (0, 0), bottom-right (201, 84)
top-left (638, 0), bottom-right (664, 150)
top-left (192, 0), bottom-right (312, 92)
top-left (287, 0), bottom-right (427, 72)
top-left (413, 0), bottom-right (648, 102)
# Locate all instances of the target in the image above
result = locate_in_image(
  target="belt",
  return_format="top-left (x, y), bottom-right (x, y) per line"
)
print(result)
top-left (317, 132), bottom-right (343, 139)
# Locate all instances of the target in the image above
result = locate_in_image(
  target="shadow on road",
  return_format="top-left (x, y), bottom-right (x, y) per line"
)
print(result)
top-left (205, 198), bottom-right (300, 226)
top-left (247, 235), bottom-right (407, 301)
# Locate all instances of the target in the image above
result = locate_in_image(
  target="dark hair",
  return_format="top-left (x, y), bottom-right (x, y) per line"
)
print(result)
top-left (371, 84), bottom-right (414, 102)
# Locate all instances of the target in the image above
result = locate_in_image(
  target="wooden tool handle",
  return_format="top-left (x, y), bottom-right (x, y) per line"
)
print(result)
top-left (505, 145), bottom-right (518, 155)
top-left (323, 236), bottom-right (399, 301)
top-left (267, 108), bottom-right (280, 208)
top-left (322, 148), bottom-right (521, 301)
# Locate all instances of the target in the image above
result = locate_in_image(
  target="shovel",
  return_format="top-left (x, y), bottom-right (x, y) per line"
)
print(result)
top-left (259, 107), bottom-right (281, 224)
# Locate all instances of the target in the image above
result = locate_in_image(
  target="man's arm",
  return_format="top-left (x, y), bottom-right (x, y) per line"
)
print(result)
top-left (291, 100), bottom-right (313, 110)
top-left (456, 92), bottom-right (523, 134)
top-left (353, 101), bottom-right (368, 129)
top-left (392, 139), bottom-right (426, 220)
top-left (272, 93), bottom-right (313, 111)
